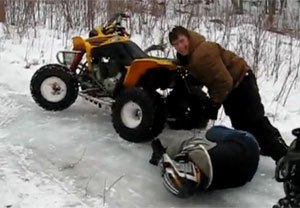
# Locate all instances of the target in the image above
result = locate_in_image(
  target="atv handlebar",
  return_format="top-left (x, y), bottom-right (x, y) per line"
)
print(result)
top-left (102, 13), bottom-right (130, 36)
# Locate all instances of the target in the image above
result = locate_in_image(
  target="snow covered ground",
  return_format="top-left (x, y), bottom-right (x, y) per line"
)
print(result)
top-left (0, 26), bottom-right (299, 208)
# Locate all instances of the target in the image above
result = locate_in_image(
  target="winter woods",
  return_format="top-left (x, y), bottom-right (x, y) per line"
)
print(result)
top-left (1, 0), bottom-right (299, 105)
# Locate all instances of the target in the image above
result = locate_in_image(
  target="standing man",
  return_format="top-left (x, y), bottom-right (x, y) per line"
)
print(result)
top-left (168, 26), bottom-right (287, 162)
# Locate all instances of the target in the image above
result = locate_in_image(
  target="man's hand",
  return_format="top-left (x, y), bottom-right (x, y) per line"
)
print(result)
top-left (176, 53), bottom-right (189, 66)
top-left (204, 100), bottom-right (221, 120)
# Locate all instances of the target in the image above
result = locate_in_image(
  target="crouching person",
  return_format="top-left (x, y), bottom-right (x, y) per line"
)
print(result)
top-left (149, 126), bottom-right (260, 198)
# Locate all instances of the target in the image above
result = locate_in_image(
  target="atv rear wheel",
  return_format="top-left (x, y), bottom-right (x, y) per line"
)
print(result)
top-left (112, 88), bottom-right (166, 142)
top-left (30, 64), bottom-right (78, 111)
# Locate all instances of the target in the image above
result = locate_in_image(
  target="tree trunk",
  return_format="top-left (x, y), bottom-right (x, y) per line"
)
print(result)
top-left (279, 0), bottom-right (287, 14)
top-left (263, 0), bottom-right (276, 30)
top-left (0, 0), bottom-right (5, 23)
top-left (269, 0), bottom-right (276, 15)
top-left (239, 0), bottom-right (243, 13)
top-left (87, 0), bottom-right (95, 30)
top-left (231, 0), bottom-right (243, 14)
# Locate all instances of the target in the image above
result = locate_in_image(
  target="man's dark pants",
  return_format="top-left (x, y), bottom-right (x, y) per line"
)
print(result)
top-left (223, 70), bottom-right (287, 161)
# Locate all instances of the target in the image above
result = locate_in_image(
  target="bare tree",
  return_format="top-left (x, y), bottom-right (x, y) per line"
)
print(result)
top-left (279, 0), bottom-right (287, 14)
top-left (264, 0), bottom-right (276, 29)
top-left (87, 0), bottom-right (95, 30)
top-left (0, 0), bottom-right (5, 23)
top-left (231, 0), bottom-right (243, 14)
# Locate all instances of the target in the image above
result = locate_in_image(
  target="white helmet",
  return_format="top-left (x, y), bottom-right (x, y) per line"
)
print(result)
top-left (160, 154), bottom-right (202, 198)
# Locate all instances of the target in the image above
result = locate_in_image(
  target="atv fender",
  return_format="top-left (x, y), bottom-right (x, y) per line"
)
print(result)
top-left (123, 59), bottom-right (176, 87)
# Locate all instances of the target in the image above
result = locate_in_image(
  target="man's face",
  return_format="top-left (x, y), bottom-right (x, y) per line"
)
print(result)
top-left (172, 34), bottom-right (189, 56)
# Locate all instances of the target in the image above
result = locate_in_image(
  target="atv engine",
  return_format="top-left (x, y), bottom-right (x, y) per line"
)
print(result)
top-left (92, 57), bottom-right (123, 95)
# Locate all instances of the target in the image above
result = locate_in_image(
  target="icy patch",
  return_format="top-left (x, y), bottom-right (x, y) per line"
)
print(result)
top-left (0, 143), bottom-right (105, 208)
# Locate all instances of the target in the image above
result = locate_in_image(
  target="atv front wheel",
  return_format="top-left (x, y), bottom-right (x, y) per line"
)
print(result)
top-left (30, 64), bottom-right (78, 111)
top-left (112, 88), bottom-right (166, 142)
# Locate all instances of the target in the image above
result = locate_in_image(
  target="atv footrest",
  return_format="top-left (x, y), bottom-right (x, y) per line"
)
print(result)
top-left (78, 92), bottom-right (114, 108)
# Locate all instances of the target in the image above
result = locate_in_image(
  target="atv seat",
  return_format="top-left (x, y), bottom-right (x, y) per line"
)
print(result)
top-left (91, 40), bottom-right (148, 67)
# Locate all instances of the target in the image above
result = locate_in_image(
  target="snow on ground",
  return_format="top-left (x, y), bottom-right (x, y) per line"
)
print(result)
top-left (0, 27), bottom-right (299, 208)
top-left (0, 141), bottom-right (92, 208)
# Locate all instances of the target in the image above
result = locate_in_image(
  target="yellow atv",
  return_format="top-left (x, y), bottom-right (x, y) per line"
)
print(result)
top-left (30, 13), bottom-right (209, 142)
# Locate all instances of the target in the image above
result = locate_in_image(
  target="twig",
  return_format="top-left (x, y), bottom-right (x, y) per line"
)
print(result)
top-left (84, 172), bottom-right (98, 197)
top-left (60, 147), bottom-right (87, 170)
top-left (102, 175), bottom-right (125, 207)
top-left (106, 175), bottom-right (125, 192)
top-left (103, 178), bottom-right (106, 207)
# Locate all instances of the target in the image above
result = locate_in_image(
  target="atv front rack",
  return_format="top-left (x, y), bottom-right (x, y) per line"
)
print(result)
top-left (56, 50), bottom-right (83, 69)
